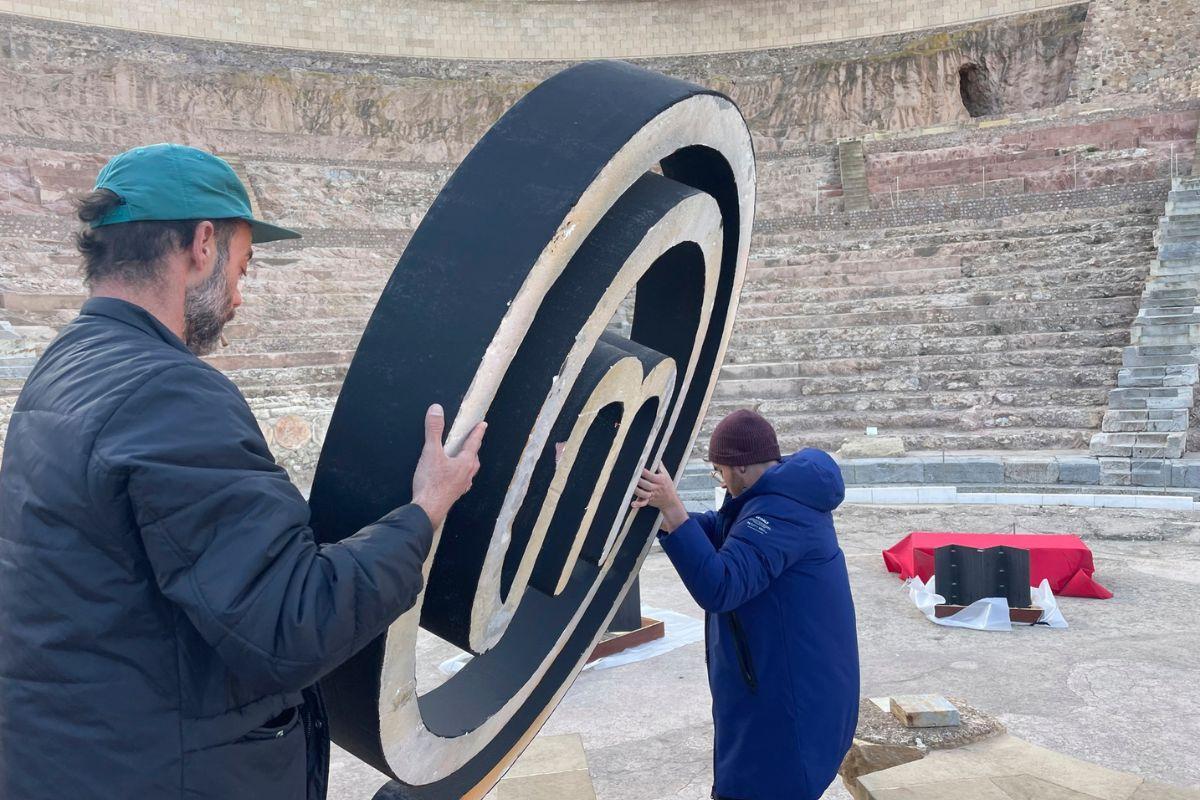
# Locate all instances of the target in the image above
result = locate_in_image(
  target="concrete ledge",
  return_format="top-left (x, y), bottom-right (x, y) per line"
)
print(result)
top-left (843, 485), bottom-right (1196, 510)
top-left (836, 454), bottom-right (1200, 493)
top-left (680, 454), bottom-right (1200, 509)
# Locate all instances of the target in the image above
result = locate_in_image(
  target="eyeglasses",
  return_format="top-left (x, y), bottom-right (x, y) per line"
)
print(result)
top-left (709, 466), bottom-right (724, 484)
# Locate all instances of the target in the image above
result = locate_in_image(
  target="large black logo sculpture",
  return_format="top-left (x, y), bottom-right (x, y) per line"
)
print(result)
top-left (308, 60), bottom-right (755, 799)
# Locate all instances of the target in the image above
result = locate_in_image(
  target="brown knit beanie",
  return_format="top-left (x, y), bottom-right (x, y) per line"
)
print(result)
top-left (708, 409), bottom-right (782, 466)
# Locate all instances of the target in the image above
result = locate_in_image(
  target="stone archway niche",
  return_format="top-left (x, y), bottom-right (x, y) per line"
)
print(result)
top-left (959, 62), bottom-right (1002, 117)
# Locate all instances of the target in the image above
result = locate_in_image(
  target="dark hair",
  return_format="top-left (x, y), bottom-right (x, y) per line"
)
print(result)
top-left (74, 189), bottom-right (238, 287)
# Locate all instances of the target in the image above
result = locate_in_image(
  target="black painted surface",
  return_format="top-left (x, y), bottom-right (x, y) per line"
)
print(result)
top-left (934, 545), bottom-right (1033, 608)
top-left (309, 60), bottom-right (750, 797)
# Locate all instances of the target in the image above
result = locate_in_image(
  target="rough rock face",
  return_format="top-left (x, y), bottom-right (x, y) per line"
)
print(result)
top-left (1072, 0), bottom-right (1200, 104)
top-left (671, 5), bottom-right (1088, 141)
top-left (0, 5), bottom-right (1087, 158)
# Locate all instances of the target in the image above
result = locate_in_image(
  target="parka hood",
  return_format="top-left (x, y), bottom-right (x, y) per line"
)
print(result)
top-left (729, 448), bottom-right (846, 514)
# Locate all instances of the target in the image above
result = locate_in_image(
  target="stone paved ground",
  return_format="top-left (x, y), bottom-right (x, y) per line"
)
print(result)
top-left (328, 504), bottom-right (1200, 800)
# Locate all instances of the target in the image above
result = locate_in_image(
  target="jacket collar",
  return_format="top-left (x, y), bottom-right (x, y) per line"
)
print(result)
top-left (79, 296), bottom-right (192, 355)
top-left (717, 458), bottom-right (787, 517)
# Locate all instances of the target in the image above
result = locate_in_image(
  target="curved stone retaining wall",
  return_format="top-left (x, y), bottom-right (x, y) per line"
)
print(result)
top-left (2, 0), bottom-right (1080, 59)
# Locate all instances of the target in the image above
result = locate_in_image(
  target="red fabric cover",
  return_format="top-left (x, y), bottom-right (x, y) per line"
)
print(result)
top-left (882, 532), bottom-right (1113, 599)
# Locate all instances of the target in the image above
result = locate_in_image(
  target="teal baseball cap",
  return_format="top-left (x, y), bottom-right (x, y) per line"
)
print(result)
top-left (90, 143), bottom-right (301, 243)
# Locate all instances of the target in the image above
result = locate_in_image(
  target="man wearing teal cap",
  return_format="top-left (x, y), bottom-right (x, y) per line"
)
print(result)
top-left (0, 144), bottom-right (487, 799)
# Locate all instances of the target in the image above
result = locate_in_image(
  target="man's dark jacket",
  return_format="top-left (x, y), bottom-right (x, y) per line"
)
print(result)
top-left (0, 297), bottom-right (433, 799)
top-left (659, 450), bottom-right (859, 800)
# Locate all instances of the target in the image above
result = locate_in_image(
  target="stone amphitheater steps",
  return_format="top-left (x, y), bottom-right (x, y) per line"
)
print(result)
top-left (223, 316), bottom-right (373, 338)
top-left (753, 214), bottom-right (1158, 247)
top-left (707, 386), bottom-right (1109, 416)
top-left (239, 383), bottom-right (343, 401)
top-left (836, 139), bottom-right (870, 212)
top-left (749, 239), bottom-right (1153, 272)
top-left (698, 425), bottom-right (1097, 454)
top-left (737, 266), bottom-right (1145, 310)
top-left (219, 331), bottom-right (364, 355)
top-left (746, 262), bottom-right (963, 288)
top-left (725, 328), bottom-right (1131, 367)
top-left (714, 365), bottom-right (1118, 400)
top-left (0, 141), bottom-right (1168, 460)
top-left (743, 246), bottom-right (1151, 289)
top-left (754, 208), bottom-right (1155, 246)
top-left (753, 213), bottom-right (1154, 254)
top-left (704, 404), bottom-right (1103, 434)
top-left (737, 288), bottom-right (1142, 321)
top-left (204, 350), bottom-right (358, 371)
top-left (0, 270), bottom-right (385, 297)
top-left (734, 297), bottom-right (1138, 331)
top-left (1091, 177), bottom-right (1200, 460)
top-left (717, 197), bottom-right (1160, 453)
top-left (715, 359), bottom-right (1118, 388)
top-left (763, 227), bottom-right (1153, 258)
top-left (1122, 343), bottom-right (1200, 367)
top-left (220, 363), bottom-right (348, 391)
top-left (720, 347), bottom-right (1122, 380)
top-left (0, 296), bottom-right (385, 333)
top-left (729, 313), bottom-right (1136, 352)
top-left (223, 293), bottom-right (381, 320)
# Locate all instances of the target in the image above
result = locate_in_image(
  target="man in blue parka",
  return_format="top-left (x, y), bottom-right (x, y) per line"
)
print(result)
top-left (633, 409), bottom-right (859, 800)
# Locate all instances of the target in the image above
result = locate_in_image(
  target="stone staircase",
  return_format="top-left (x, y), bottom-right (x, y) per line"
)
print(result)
top-left (1090, 176), bottom-right (1200, 466)
top-left (836, 138), bottom-right (870, 212)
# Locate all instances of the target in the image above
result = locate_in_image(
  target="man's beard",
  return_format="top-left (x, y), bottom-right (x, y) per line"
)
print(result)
top-left (183, 243), bottom-right (234, 357)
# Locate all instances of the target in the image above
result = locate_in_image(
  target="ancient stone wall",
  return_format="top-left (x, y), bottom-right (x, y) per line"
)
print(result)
top-left (2, 7), bottom-right (1197, 480)
top-left (1071, 0), bottom-right (1200, 104)
top-left (0, 5), bottom-right (1091, 157)
top-left (0, 0), bottom-right (1080, 60)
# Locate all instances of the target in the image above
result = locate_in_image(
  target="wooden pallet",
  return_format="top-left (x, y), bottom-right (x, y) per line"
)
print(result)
top-left (587, 617), bottom-right (666, 662)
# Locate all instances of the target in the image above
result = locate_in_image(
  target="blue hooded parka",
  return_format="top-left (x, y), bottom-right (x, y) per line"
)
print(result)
top-left (659, 449), bottom-right (859, 800)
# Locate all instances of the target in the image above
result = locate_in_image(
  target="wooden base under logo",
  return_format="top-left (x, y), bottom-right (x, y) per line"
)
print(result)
top-left (587, 617), bottom-right (666, 662)
top-left (934, 605), bottom-right (1043, 624)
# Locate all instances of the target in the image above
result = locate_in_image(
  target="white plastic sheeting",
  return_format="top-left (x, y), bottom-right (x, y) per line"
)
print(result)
top-left (439, 607), bottom-right (706, 677)
top-left (906, 575), bottom-right (1068, 630)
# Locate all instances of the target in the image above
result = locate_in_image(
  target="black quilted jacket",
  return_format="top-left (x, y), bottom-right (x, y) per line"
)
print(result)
top-left (0, 297), bottom-right (431, 799)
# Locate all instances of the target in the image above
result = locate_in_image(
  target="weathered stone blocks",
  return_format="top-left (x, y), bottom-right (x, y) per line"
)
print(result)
top-left (839, 698), bottom-right (1004, 800)
top-left (1057, 456), bottom-right (1102, 484)
top-left (923, 457), bottom-right (1006, 486)
top-left (1003, 457), bottom-right (1059, 485)
top-left (1107, 388), bottom-right (1193, 410)
top-left (889, 695), bottom-right (961, 729)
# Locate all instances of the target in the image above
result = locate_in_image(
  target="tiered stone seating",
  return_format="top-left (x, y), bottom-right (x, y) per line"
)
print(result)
top-left (2, 16), bottom-right (1196, 486)
top-left (703, 203), bottom-right (1160, 455)
top-left (755, 146), bottom-right (841, 217)
top-left (862, 110), bottom-right (1196, 208)
top-left (0, 139), bottom-right (425, 482)
top-left (0, 124), bottom-right (1178, 482)
top-left (0, 216), bottom-right (403, 481)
